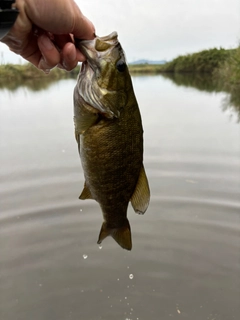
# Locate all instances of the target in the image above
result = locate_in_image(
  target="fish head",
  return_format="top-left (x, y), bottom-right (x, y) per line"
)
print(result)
top-left (76, 32), bottom-right (131, 118)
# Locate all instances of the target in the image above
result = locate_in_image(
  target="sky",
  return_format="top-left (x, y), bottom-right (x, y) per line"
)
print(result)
top-left (0, 0), bottom-right (240, 64)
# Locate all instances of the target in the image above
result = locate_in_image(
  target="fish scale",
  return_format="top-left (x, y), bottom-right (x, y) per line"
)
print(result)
top-left (74, 32), bottom-right (150, 250)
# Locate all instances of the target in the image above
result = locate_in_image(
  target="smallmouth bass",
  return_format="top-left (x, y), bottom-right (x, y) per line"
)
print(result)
top-left (74, 32), bottom-right (150, 250)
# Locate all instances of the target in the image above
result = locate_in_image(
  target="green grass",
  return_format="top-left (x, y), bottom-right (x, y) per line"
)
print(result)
top-left (0, 63), bottom-right (79, 79)
top-left (213, 46), bottom-right (240, 90)
top-left (1, 46), bottom-right (239, 92)
top-left (0, 63), bottom-right (79, 90)
top-left (161, 48), bottom-right (235, 73)
top-left (128, 64), bottom-right (164, 74)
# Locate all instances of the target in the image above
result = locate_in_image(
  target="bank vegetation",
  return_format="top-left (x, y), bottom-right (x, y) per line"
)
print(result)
top-left (0, 46), bottom-right (239, 91)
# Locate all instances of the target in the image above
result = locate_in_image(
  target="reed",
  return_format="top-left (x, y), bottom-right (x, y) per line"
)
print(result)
top-left (0, 63), bottom-right (79, 81)
top-left (1, 46), bottom-right (239, 91)
top-left (213, 46), bottom-right (240, 91)
top-left (161, 48), bottom-right (235, 73)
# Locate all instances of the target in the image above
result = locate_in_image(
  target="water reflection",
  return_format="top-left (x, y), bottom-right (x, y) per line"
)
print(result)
top-left (0, 72), bottom-right (77, 92)
top-left (0, 77), bottom-right (62, 91)
top-left (1, 71), bottom-right (240, 121)
top-left (0, 75), bottom-right (239, 320)
top-left (162, 72), bottom-right (240, 121)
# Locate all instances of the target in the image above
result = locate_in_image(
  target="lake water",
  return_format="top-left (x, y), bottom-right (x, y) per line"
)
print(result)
top-left (0, 74), bottom-right (239, 320)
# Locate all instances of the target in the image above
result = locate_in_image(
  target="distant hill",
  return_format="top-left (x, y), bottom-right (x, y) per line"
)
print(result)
top-left (129, 59), bottom-right (166, 65)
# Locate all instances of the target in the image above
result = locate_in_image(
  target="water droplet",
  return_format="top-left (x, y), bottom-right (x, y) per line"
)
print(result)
top-left (125, 296), bottom-right (127, 299)
top-left (117, 278), bottom-right (120, 281)
top-left (129, 274), bottom-right (134, 279)
top-left (99, 245), bottom-right (102, 250)
top-left (39, 284), bottom-right (42, 287)
top-left (80, 209), bottom-right (83, 212)
top-left (83, 254), bottom-right (88, 259)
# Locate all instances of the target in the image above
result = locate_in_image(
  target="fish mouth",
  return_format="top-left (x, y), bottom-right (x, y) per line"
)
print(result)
top-left (77, 31), bottom-right (120, 82)
top-left (76, 37), bottom-right (97, 62)
top-left (76, 32), bottom-right (119, 61)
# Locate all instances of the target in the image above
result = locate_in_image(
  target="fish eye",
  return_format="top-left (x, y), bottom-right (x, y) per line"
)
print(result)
top-left (116, 60), bottom-right (126, 72)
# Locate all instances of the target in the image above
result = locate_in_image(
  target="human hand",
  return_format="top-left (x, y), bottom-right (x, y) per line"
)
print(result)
top-left (1, 0), bottom-right (95, 72)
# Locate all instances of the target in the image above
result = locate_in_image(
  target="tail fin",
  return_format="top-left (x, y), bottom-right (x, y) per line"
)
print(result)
top-left (97, 219), bottom-right (132, 250)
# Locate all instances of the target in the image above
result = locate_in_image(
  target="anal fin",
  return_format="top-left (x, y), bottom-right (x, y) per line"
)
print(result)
top-left (131, 164), bottom-right (150, 214)
top-left (79, 182), bottom-right (93, 200)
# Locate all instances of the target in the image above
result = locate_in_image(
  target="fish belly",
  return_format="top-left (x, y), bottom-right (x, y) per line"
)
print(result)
top-left (80, 104), bottom-right (143, 227)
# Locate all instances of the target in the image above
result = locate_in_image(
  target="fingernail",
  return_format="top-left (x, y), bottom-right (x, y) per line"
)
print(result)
top-left (40, 34), bottom-right (54, 50)
top-left (38, 58), bottom-right (51, 74)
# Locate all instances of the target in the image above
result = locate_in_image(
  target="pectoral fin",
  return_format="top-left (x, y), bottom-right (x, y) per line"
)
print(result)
top-left (75, 130), bottom-right (80, 146)
top-left (74, 113), bottom-right (98, 136)
top-left (131, 165), bottom-right (150, 214)
top-left (97, 219), bottom-right (132, 251)
top-left (79, 182), bottom-right (93, 200)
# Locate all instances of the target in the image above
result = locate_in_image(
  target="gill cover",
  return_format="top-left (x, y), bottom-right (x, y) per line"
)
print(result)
top-left (76, 32), bottom-right (128, 119)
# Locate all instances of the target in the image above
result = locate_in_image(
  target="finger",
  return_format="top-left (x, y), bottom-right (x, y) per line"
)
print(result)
top-left (58, 44), bottom-right (86, 71)
top-left (23, 0), bottom-right (95, 40)
top-left (37, 34), bottom-right (61, 70)
top-left (76, 48), bottom-right (87, 62)
top-left (61, 43), bottom-right (79, 71)
top-left (54, 34), bottom-right (87, 62)
top-left (72, 15), bottom-right (95, 40)
top-left (53, 34), bottom-right (73, 49)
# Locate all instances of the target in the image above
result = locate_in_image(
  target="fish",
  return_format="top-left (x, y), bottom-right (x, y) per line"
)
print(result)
top-left (73, 32), bottom-right (150, 250)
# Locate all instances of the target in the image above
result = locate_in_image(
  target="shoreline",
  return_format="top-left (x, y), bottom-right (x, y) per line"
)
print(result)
top-left (0, 46), bottom-right (239, 93)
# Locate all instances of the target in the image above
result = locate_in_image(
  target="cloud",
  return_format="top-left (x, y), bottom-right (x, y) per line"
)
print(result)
top-left (1, 0), bottom-right (239, 63)
top-left (76, 0), bottom-right (240, 61)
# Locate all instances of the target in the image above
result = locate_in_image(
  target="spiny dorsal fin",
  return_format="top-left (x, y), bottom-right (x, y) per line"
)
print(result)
top-left (97, 219), bottom-right (132, 251)
top-left (131, 164), bottom-right (150, 214)
top-left (79, 182), bottom-right (93, 200)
